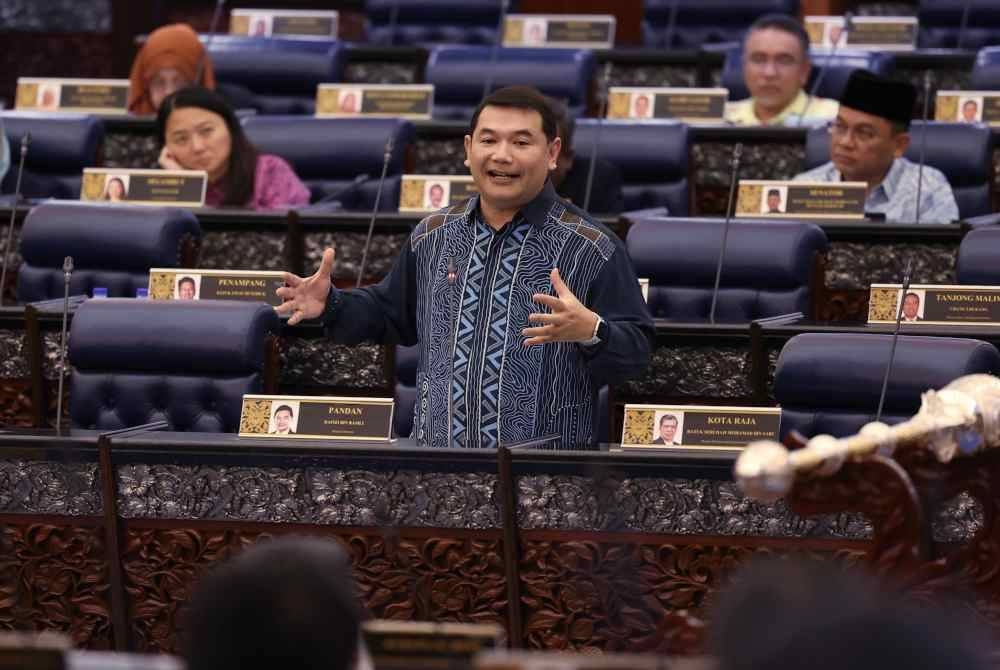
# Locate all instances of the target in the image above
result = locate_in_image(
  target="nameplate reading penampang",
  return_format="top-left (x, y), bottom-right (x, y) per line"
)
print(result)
top-left (805, 16), bottom-right (917, 51)
top-left (80, 168), bottom-right (207, 207)
top-left (399, 174), bottom-right (478, 213)
top-left (148, 269), bottom-right (285, 306)
top-left (503, 14), bottom-right (615, 48)
top-left (935, 90), bottom-right (1000, 125)
top-left (362, 620), bottom-right (502, 670)
top-left (736, 180), bottom-right (866, 220)
top-left (316, 84), bottom-right (434, 119)
top-left (607, 87), bottom-right (728, 123)
top-left (15, 77), bottom-right (130, 114)
top-left (239, 395), bottom-right (394, 441)
top-left (621, 404), bottom-right (781, 451)
top-left (868, 284), bottom-right (1000, 326)
top-left (229, 9), bottom-right (338, 38)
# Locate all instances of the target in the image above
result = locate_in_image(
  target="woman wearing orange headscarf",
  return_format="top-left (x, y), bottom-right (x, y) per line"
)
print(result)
top-left (128, 23), bottom-right (216, 115)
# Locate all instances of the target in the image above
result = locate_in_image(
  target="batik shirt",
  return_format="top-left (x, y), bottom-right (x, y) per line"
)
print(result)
top-left (322, 182), bottom-right (654, 448)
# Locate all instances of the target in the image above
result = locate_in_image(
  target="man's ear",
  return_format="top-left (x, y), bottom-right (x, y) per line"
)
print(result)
top-left (893, 130), bottom-right (910, 159)
top-left (799, 61), bottom-right (812, 89)
top-left (463, 134), bottom-right (472, 167)
top-left (548, 136), bottom-right (562, 171)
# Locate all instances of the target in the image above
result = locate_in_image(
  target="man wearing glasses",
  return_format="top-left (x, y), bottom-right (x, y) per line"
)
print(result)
top-left (794, 70), bottom-right (958, 224)
top-left (726, 15), bottom-right (838, 126)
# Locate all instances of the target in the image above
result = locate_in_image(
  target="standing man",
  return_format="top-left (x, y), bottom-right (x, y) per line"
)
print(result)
top-left (277, 86), bottom-right (653, 449)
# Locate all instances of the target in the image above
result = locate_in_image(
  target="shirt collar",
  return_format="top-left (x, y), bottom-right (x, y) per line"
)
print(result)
top-left (469, 180), bottom-right (558, 229)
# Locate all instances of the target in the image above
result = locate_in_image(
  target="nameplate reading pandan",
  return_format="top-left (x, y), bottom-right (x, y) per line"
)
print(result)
top-left (81, 168), bottom-right (207, 207)
top-left (736, 179), bottom-right (866, 220)
top-left (935, 90), bottom-right (1000, 125)
top-left (868, 283), bottom-right (1000, 326)
top-left (638, 278), bottom-right (649, 303)
top-left (503, 14), bottom-right (615, 48)
top-left (15, 77), bottom-right (130, 114)
top-left (316, 84), bottom-right (434, 119)
top-left (621, 404), bottom-right (781, 450)
top-left (362, 620), bottom-right (502, 670)
top-left (607, 87), bottom-right (728, 123)
top-left (239, 394), bottom-right (394, 441)
top-left (805, 16), bottom-right (917, 51)
top-left (230, 9), bottom-right (338, 38)
top-left (399, 174), bottom-right (478, 213)
top-left (148, 269), bottom-right (285, 306)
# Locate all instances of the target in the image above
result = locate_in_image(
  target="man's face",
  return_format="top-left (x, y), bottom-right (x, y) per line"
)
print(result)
top-left (743, 28), bottom-right (810, 113)
top-left (464, 105), bottom-right (560, 215)
top-left (659, 418), bottom-right (678, 442)
top-left (767, 193), bottom-right (781, 211)
top-left (429, 185), bottom-right (444, 207)
top-left (829, 106), bottom-right (909, 184)
top-left (963, 101), bottom-right (978, 122)
top-left (178, 281), bottom-right (196, 300)
top-left (902, 294), bottom-right (919, 319)
top-left (275, 410), bottom-right (292, 431)
top-left (635, 95), bottom-right (650, 117)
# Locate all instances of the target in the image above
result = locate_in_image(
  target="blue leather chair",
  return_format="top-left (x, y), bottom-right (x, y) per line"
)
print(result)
top-left (721, 47), bottom-right (895, 102)
top-left (803, 122), bottom-right (991, 220)
top-left (425, 46), bottom-right (595, 120)
top-left (206, 36), bottom-right (346, 115)
top-left (69, 299), bottom-right (279, 432)
top-left (17, 203), bottom-right (201, 302)
top-left (626, 218), bottom-right (827, 321)
top-left (0, 113), bottom-right (104, 200)
top-left (643, 0), bottom-right (797, 48)
top-left (242, 116), bottom-right (414, 209)
top-left (919, 1), bottom-right (1000, 50)
top-left (775, 332), bottom-right (1000, 438)
top-left (970, 47), bottom-right (1000, 89)
top-left (573, 120), bottom-right (690, 215)
top-left (365, 0), bottom-right (507, 45)
top-left (956, 226), bottom-right (1000, 284)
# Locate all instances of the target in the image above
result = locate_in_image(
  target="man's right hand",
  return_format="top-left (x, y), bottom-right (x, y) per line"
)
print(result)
top-left (275, 247), bottom-right (335, 326)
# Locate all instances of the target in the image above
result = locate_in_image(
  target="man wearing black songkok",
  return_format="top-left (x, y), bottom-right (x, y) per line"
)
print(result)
top-left (794, 70), bottom-right (959, 223)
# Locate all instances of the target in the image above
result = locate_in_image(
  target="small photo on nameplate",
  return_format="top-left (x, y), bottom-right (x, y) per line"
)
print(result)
top-left (399, 174), bottom-right (478, 213)
top-left (15, 77), bottom-right (130, 114)
top-left (503, 14), bottom-right (615, 49)
top-left (363, 621), bottom-right (502, 670)
top-left (935, 90), bottom-right (1000, 125)
top-left (148, 269), bottom-right (285, 306)
top-left (81, 168), bottom-right (207, 207)
top-left (607, 87), bottom-right (728, 123)
top-left (805, 15), bottom-right (917, 51)
top-left (239, 394), bottom-right (395, 441)
top-left (868, 283), bottom-right (1000, 326)
top-left (736, 180), bottom-right (866, 220)
top-left (621, 404), bottom-right (781, 451)
top-left (230, 9), bottom-right (338, 38)
top-left (316, 84), bottom-right (434, 119)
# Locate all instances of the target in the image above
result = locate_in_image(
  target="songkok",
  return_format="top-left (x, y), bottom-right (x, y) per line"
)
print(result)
top-left (839, 70), bottom-right (916, 129)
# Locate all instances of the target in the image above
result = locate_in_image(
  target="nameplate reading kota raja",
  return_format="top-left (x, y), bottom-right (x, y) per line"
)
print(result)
top-left (80, 168), bottom-right (207, 207)
top-left (239, 395), bottom-right (394, 441)
top-left (15, 77), bottom-right (130, 114)
top-left (503, 14), bottom-right (616, 48)
top-left (607, 87), bottom-right (728, 123)
top-left (621, 404), bottom-right (781, 450)
top-left (229, 9), bottom-right (338, 38)
top-left (805, 16), bottom-right (917, 51)
top-left (935, 90), bottom-right (1000, 125)
top-left (736, 180), bottom-right (866, 220)
top-left (868, 283), bottom-right (1000, 326)
top-left (148, 269), bottom-right (285, 306)
top-left (316, 84), bottom-right (433, 119)
top-left (362, 621), bottom-right (501, 670)
top-left (399, 175), bottom-right (478, 213)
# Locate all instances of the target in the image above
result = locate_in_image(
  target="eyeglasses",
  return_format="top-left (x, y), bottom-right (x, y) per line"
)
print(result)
top-left (745, 53), bottom-right (802, 70)
top-left (828, 120), bottom-right (880, 144)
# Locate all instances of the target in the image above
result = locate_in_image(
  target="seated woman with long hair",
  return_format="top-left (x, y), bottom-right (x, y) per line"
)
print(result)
top-left (156, 87), bottom-right (310, 210)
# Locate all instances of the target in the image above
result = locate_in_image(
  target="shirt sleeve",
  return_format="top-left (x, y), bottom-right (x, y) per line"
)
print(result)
top-left (254, 155), bottom-right (312, 211)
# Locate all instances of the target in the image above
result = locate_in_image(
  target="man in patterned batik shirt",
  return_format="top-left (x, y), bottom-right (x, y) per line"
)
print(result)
top-left (277, 86), bottom-right (653, 448)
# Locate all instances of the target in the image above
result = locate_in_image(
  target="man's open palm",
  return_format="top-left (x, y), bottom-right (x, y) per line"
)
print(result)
top-left (275, 248), bottom-right (336, 326)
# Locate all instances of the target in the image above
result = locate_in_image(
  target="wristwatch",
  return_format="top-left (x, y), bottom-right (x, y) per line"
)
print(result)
top-left (581, 315), bottom-right (607, 347)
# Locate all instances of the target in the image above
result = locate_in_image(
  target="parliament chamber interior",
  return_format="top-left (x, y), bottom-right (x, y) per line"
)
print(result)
top-left (6, 0), bottom-right (1000, 668)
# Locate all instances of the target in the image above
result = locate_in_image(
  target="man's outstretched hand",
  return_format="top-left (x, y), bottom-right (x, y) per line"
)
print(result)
top-left (523, 268), bottom-right (599, 346)
top-left (275, 247), bottom-right (336, 326)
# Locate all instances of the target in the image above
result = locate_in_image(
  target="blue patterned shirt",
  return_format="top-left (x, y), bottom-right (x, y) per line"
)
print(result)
top-left (794, 156), bottom-right (959, 224)
top-left (322, 182), bottom-right (654, 448)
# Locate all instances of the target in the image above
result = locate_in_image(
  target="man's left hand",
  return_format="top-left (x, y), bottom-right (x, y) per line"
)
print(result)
top-left (523, 268), bottom-right (599, 346)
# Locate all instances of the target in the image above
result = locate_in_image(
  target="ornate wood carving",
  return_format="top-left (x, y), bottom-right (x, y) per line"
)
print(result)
top-left (0, 380), bottom-right (36, 428)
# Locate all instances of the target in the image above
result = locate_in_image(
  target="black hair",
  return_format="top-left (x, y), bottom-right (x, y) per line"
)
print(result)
top-left (746, 14), bottom-right (810, 58)
top-left (659, 414), bottom-right (678, 426)
top-left (274, 404), bottom-right (294, 417)
top-left (184, 537), bottom-right (362, 670)
top-left (767, 189), bottom-right (781, 197)
top-left (547, 96), bottom-right (575, 156)
top-left (178, 276), bottom-right (196, 288)
top-left (904, 292), bottom-right (920, 302)
top-left (470, 85), bottom-right (558, 142)
top-left (156, 86), bottom-right (259, 208)
top-left (105, 177), bottom-right (127, 195)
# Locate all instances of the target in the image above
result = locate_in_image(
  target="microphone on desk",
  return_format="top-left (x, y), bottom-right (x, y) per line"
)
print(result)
top-left (957, 0), bottom-right (974, 50)
top-left (55, 256), bottom-right (73, 436)
top-left (482, 0), bottom-right (511, 101)
top-left (356, 135), bottom-right (395, 288)
top-left (0, 132), bottom-right (30, 307)
top-left (386, 0), bottom-right (401, 45)
top-left (582, 61), bottom-right (613, 213)
top-left (914, 71), bottom-right (933, 225)
top-left (708, 142), bottom-right (743, 325)
top-left (875, 258), bottom-right (914, 424)
top-left (799, 12), bottom-right (853, 126)
top-left (197, 0), bottom-right (227, 85)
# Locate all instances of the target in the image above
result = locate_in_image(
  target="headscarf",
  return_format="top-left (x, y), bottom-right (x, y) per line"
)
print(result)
top-left (128, 23), bottom-right (216, 115)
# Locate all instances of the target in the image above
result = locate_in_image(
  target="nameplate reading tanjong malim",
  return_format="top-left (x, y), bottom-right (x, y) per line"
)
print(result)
top-left (736, 180), bottom-right (866, 220)
top-left (148, 269), bottom-right (284, 306)
top-left (316, 84), bottom-right (433, 119)
top-left (503, 14), bottom-right (615, 48)
top-left (239, 394), bottom-right (394, 441)
top-left (362, 621), bottom-right (502, 670)
top-left (868, 284), bottom-right (1000, 326)
top-left (399, 174), bottom-right (478, 213)
top-left (805, 16), bottom-right (917, 51)
top-left (607, 87), bottom-right (727, 123)
top-left (15, 77), bottom-right (130, 114)
top-left (621, 404), bottom-right (781, 450)
top-left (229, 9), bottom-right (338, 38)
top-left (935, 90), bottom-right (1000, 125)
top-left (80, 168), bottom-right (207, 207)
